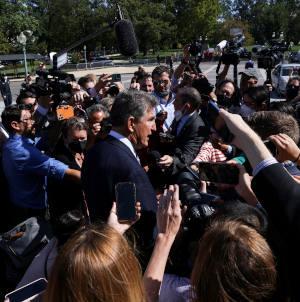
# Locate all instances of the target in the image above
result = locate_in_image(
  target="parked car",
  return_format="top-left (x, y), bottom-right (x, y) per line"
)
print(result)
top-left (271, 63), bottom-right (300, 95)
top-left (90, 56), bottom-right (114, 66)
top-left (90, 56), bottom-right (110, 61)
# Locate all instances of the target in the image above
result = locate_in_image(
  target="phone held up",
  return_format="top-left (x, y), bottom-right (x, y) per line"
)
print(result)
top-left (207, 100), bottom-right (233, 142)
top-left (115, 182), bottom-right (137, 222)
top-left (5, 278), bottom-right (48, 302)
top-left (198, 162), bottom-right (239, 185)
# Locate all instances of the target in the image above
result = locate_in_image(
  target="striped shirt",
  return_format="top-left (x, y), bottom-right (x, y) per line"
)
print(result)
top-left (193, 141), bottom-right (227, 163)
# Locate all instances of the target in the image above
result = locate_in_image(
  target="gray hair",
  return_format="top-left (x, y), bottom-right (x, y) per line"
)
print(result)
top-left (86, 104), bottom-right (109, 119)
top-left (110, 90), bottom-right (156, 127)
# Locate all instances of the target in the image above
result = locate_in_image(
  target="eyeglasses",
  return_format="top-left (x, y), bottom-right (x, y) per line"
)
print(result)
top-left (17, 102), bottom-right (37, 111)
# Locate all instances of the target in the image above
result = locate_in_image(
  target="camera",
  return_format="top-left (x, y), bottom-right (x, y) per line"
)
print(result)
top-left (192, 77), bottom-right (214, 96)
top-left (221, 34), bottom-right (245, 65)
top-left (31, 70), bottom-right (76, 106)
top-left (189, 39), bottom-right (203, 57)
top-left (176, 169), bottom-right (218, 240)
top-left (252, 41), bottom-right (289, 69)
top-left (159, 132), bottom-right (175, 144)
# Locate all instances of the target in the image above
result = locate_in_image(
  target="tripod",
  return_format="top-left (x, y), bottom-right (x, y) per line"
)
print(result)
top-left (216, 53), bottom-right (239, 86)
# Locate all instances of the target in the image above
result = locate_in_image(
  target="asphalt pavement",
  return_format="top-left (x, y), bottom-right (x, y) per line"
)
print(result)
top-left (0, 61), bottom-right (284, 115)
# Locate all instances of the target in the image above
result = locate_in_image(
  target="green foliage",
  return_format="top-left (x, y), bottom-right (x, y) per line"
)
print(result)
top-left (1, 0), bottom-right (297, 57)
top-left (0, 0), bottom-right (39, 52)
top-left (222, 0), bottom-right (300, 44)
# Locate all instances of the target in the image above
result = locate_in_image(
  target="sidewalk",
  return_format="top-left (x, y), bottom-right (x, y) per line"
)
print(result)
top-left (9, 63), bottom-right (164, 82)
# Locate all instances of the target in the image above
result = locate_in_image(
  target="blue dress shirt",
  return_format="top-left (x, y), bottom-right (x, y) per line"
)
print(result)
top-left (2, 134), bottom-right (68, 209)
top-left (153, 92), bottom-right (175, 132)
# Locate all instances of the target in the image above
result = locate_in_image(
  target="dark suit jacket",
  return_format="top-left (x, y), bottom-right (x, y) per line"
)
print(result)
top-left (252, 163), bottom-right (300, 300)
top-left (169, 112), bottom-right (208, 175)
top-left (47, 140), bottom-right (84, 219)
top-left (82, 135), bottom-right (157, 221)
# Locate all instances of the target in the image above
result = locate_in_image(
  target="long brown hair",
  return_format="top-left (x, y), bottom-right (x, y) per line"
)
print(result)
top-left (191, 220), bottom-right (277, 302)
top-left (44, 224), bottom-right (145, 302)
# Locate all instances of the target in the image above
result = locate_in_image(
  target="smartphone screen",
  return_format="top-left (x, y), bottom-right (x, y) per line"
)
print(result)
top-left (198, 162), bottom-right (239, 185)
top-left (112, 74), bottom-right (121, 82)
top-left (115, 182), bottom-right (136, 222)
top-left (5, 278), bottom-right (48, 302)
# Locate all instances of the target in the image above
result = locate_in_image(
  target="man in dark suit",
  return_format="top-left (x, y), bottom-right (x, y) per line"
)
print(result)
top-left (219, 109), bottom-right (300, 301)
top-left (158, 87), bottom-right (208, 176)
top-left (82, 90), bottom-right (157, 222)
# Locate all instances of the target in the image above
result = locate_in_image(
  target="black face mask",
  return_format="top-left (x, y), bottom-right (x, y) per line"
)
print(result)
top-left (286, 85), bottom-right (299, 100)
top-left (216, 94), bottom-right (232, 108)
top-left (68, 140), bottom-right (87, 153)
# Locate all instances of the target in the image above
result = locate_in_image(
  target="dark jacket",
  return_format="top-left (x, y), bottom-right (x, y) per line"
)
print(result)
top-left (82, 135), bottom-right (157, 221)
top-left (252, 163), bottom-right (300, 301)
top-left (169, 112), bottom-right (208, 175)
top-left (47, 140), bottom-right (85, 219)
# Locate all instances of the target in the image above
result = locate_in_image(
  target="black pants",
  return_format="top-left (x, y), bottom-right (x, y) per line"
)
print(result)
top-left (3, 94), bottom-right (12, 107)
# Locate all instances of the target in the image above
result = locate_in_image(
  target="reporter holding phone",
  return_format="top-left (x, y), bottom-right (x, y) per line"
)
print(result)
top-left (43, 185), bottom-right (182, 302)
top-left (1, 106), bottom-right (81, 228)
top-left (219, 109), bottom-right (300, 301)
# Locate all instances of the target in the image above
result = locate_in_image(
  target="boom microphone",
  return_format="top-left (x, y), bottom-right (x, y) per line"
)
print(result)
top-left (115, 19), bottom-right (138, 56)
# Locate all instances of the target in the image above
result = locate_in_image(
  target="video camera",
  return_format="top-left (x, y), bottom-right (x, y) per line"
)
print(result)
top-left (31, 70), bottom-right (76, 106)
top-left (218, 34), bottom-right (245, 66)
top-left (252, 40), bottom-right (289, 69)
top-left (189, 39), bottom-right (203, 57)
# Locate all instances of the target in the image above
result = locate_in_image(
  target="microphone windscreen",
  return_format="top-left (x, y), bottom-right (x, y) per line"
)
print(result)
top-left (147, 150), bottom-right (161, 163)
top-left (115, 19), bottom-right (138, 56)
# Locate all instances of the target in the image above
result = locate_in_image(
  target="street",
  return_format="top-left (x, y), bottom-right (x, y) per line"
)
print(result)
top-left (0, 61), bottom-right (284, 114)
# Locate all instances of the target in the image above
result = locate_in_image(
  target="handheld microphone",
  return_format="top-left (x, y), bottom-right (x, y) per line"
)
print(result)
top-left (147, 150), bottom-right (162, 165)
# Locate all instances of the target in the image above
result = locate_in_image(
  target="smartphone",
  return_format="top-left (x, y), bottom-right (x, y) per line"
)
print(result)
top-left (56, 105), bottom-right (74, 120)
top-left (198, 162), bottom-right (239, 185)
top-left (207, 100), bottom-right (233, 142)
top-left (115, 182), bottom-right (136, 222)
top-left (5, 278), bottom-right (48, 302)
top-left (112, 74), bottom-right (121, 82)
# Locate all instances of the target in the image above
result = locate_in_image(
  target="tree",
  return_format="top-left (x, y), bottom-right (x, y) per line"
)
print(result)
top-left (0, 0), bottom-right (39, 53)
top-left (174, 0), bottom-right (221, 44)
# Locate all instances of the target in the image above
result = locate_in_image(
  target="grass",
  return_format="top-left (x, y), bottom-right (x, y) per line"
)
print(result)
top-left (0, 61), bottom-right (51, 77)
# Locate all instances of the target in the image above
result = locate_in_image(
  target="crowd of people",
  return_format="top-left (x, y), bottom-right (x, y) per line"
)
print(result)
top-left (1, 45), bottom-right (300, 302)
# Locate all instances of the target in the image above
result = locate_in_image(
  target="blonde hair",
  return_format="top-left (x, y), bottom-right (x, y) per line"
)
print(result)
top-left (44, 224), bottom-right (145, 302)
top-left (191, 220), bottom-right (277, 302)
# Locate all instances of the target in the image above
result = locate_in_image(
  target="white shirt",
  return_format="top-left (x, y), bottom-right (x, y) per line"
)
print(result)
top-left (153, 92), bottom-right (175, 132)
top-left (109, 130), bottom-right (140, 164)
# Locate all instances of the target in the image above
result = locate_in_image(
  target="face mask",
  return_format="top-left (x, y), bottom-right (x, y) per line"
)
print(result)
top-left (239, 104), bottom-right (255, 118)
top-left (68, 140), bottom-right (87, 153)
top-left (217, 94), bottom-right (232, 108)
top-left (286, 86), bottom-right (299, 100)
